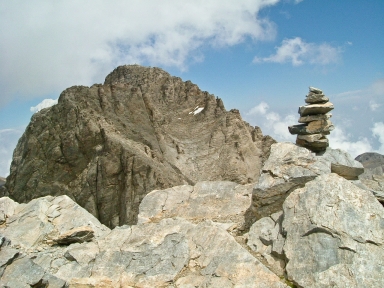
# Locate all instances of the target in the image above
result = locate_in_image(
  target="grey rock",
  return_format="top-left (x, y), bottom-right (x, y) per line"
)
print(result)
top-left (305, 94), bottom-right (329, 104)
top-left (283, 173), bottom-right (384, 288)
top-left (298, 102), bottom-right (334, 116)
top-left (138, 181), bottom-right (253, 231)
top-left (298, 113), bottom-right (331, 123)
top-left (251, 142), bottom-right (331, 219)
top-left (296, 135), bottom-right (329, 152)
top-left (247, 211), bottom-right (285, 276)
top-left (0, 257), bottom-right (66, 288)
top-left (319, 147), bottom-right (364, 180)
top-left (0, 195), bottom-right (288, 287)
top-left (355, 152), bottom-right (384, 169)
top-left (0, 195), bottom-right (109, 250)
top-left (288, 120), bottom-right (334, 135)
top-left (0, 177), bottom-right (5, 188)
top-left (6, 65), bottom-right (274, 228)
top-left (309, 86), bottom-right (323, 94)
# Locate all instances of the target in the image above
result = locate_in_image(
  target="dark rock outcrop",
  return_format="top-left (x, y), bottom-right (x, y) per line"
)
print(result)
top-left (5, 65), bottom-right (274, 227)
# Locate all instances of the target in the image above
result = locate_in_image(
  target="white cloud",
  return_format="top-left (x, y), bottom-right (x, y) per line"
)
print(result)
top-left (369, 100), bottom-right (380, 111)
top-left (30, 98), bottom-right (58, 113)
top-left (0, 128), bottom-right (24, 177)
top-left (328, 127), bottom-right (372, 158)
top-left (0, 0), bottom-right (280, 107)
top-left (254, 37), bottom-right (341, 66)
top-left (372, 122), bottom-right (384, 154)
top-left (246, 102), bottom-right (269, 115)
top-left (245, 102), bottom-right (296, 141)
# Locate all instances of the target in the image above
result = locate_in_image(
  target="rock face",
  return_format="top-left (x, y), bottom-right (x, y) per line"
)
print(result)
top-left (289, 87), bottom-right (334, 152)
top-left (5, 65), bottom-right (274, 227)
top-left (251, 142), bottom-right (331, 220)
top-left (0, 188), bottom-right (288, 287)
top-left (248, 173), bottom-right (384, 288)
top-left (356, 152), bottom-right (384, 205)
top-left (251, 143), bottom-right (367, 221)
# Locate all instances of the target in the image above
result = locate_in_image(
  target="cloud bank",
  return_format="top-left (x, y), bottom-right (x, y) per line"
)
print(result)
top-left (245, 102), bottom-right (296, 141)
top-left (254, 37), bottom-right (341, 66)
top-left (0, 0), bottom-right (280, 107)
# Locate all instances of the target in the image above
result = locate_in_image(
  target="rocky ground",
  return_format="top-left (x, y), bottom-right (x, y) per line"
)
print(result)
top-left (1, 143), bottom-right (383, 287)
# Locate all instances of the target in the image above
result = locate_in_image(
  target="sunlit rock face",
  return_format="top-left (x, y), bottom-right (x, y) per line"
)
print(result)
top-left (5, 65), bottom-right (274, 227)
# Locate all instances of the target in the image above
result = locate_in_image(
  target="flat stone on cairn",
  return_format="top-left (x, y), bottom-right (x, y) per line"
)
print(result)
top-left (288, 87), bottom-right (334, 152)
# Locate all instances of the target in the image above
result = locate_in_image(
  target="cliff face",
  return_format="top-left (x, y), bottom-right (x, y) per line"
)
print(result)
top-left (5, 65), bottom-right (274, 227)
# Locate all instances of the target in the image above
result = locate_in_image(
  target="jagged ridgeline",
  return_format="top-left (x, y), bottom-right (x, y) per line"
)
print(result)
top-left (5, 65), bottom-right (275, 228)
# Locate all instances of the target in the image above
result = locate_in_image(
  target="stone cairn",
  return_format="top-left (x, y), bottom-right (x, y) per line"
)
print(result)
top-left (288, 87), bottom-right (334, 152)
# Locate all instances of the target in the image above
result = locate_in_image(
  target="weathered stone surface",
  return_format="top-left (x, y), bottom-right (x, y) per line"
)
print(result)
top-left (309, 86), bottom-right (323, 94)
top-left (296, 136), bottom-right (328, 152)
top-left (319, 147), bottom-right (364, 180)
top-left (305, 93), bottom-right (329, 104)
top-left (247, 211), bottom-right (285, 276)
top-left (0, 195), bottom-right (288, 287)
top-left (0, 257), bottom-right (66, 288)
top-left (138, 181), bottom-right (252, 230)
top-left (298, 102), bottom-right (334, 116)
top-left (0, 197), bottom-right (19, 224)
top-left (0, 177), bottom-right (5, 188)
top-left (5, 65), bottom-right (274, 228)
top-left (288, 120), bottom-right (334, 135)
top-left (283, 173), bottom-right (384, 288)
top-left (53, 226), bottom-right (94, 245)
top-left (251, 142), bottom-right (331, 219)
top-left (0, 195), bottom-right (109, 250)
top-left (298, 113), bottom-right (331, 123)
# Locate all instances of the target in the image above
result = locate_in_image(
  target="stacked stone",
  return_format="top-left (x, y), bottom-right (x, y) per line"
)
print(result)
top-left (288, 87), bottom-right (334, 152)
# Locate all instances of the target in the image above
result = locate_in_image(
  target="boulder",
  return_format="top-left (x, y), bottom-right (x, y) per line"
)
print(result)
top-left (251, 142), bottom-right (330, 219)
top-left (319, 147), bottom-right (364, 180)
top-left (283, 173), bottom-right (384, 288)
top-left (0, 195), bottom-right (109, 250)
top-left (0, 195), bottom-right (288, 288)
top-left (5, 65), bottom-right (274, 228)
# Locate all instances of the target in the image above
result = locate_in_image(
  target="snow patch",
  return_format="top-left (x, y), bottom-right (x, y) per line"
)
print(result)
top-left (189, 106), bottom-right (204, 115)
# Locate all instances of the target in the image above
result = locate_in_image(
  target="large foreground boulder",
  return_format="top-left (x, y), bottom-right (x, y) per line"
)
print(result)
top-left (248, 173), bottom-right (384, 288)
top-left (251, 143), bottom-right (369, 220)
top-left (5, 65), bottom-right (274, 227)
top-left (0, 192), bottom-right (288, 287)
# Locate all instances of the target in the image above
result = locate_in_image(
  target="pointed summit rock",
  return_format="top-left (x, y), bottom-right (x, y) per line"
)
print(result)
top-left (5, 65), bottom-right (275, 228)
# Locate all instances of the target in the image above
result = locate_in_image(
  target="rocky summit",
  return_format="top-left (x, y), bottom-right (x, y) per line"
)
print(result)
top-left (1, 143), bottom-right (383, 287)
top-left (3, 65), bottom-right (275, 228)
top-left (1, 66), bottom-right (384, 287)
top-left (288, 87), bottom-right (334, 152)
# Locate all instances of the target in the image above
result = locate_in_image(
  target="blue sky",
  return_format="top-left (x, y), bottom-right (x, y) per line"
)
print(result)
top-left (1, 0), bottom-right (384, 176)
